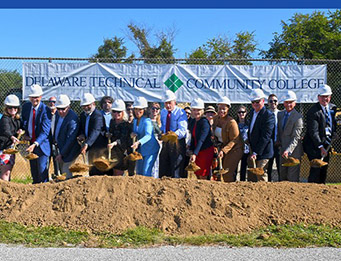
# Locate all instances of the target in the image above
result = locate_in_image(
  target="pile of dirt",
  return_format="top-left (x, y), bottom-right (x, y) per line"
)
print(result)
top-left (0, 176), bottom-right (340, 235)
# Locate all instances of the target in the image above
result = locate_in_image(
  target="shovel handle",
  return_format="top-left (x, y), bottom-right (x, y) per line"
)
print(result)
top-left (218, 156), bottom-right (223, 170)
top-left (252, 158), bottom-right (256, 168)
top-left (82, 153), bottom-right (86, 164)
top-left (13, 131), bottom-right (25, 150)
top-left (132, 136), bottom-right (136, 153)
top-left (108, 137), bottom-right (112, 160)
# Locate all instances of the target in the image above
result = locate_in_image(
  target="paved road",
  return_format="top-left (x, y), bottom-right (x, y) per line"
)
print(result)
top-left (1, 245), bottom-right (341, 261)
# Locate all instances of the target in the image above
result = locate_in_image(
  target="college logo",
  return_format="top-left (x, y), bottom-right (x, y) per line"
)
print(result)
top-left (164, 73), bottom-right (184, 92)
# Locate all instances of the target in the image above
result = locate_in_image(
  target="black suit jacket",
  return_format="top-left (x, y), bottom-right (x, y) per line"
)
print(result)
top-left (188, 117), bottom-right (213, 155)
top-left (0, 115), bottom-right (21, 150)
top-left (248, 106), bottom-right (275, 160)
top-left (79, 108), bottom-right (107, 150)
top-left (303, 102), bottom-right (337, 158)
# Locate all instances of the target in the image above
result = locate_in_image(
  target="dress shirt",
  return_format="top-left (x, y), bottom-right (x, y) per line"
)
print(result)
top-left (160, 106), bottom-right (188, 139)
top-left (102, 110), bottom-right (112, 131)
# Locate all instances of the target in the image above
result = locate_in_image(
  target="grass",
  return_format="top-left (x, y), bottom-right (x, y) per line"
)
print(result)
top-left (0, 221), bottom-right (340, 248)
top-left (11, 176), bottom-right (33, 184)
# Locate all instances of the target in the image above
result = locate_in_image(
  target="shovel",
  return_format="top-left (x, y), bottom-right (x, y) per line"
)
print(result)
top-left (126, 136), bottom-right (142, 162)
top-left (93, 137), bottom-right (118, 172)
top-left (3, 130), bottom-right (25, 154)
top-left (185, 161), bottom-right (200, 180)
top-left (282, 156), bottom-right (300, 167)
top-left (211, 157), bottom-right (229, 182)
top-left (248, 158), bottom-right (264, 176)
top-left (310, 144), bottom-right (331, 168)
top-left (69, 139), bottom-right (91, 173)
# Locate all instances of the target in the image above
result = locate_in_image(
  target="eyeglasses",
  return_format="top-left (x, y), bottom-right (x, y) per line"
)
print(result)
top-left (151, 107), bottom-right (160, 111)
top-left (112, 110), bottom-right (122, 114)
top-left (49, 100), bottom-right (56, 103)
top-left (238, 111), bottom-right (246, 114)
top-left (126, 108), bottom-right (133, 112)
top-left (57, 107), bottom-right (67, 111)
top-left (269, 100), bottom-right (278, 104)
top-left (251, 100), bottom-right (261, 104)
top-left (7, 106), bottom-right (18, 110)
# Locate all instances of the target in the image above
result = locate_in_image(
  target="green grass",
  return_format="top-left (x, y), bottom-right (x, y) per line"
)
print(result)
top-left (11, 176), bottom-right (33, 184)
top-left (0, 221), bottom-right (340, 248)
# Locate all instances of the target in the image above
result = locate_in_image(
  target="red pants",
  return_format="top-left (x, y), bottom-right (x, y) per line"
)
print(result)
top-left (195, 146), bottom-right (214, 177)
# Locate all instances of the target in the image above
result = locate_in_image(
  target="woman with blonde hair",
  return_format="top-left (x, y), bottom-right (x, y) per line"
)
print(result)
top-left (0, 95), bottom-right (23, 181)
top-left (148, 102), bottom-right (162, 178)
top-left (212, 97), bottom-right (243, 182)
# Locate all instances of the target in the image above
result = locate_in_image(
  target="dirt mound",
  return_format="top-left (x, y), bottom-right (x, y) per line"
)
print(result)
top-left (0, 176), bottom-right (340, 235)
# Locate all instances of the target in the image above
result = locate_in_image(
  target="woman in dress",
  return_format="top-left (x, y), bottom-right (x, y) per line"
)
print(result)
top-left (148, 102), bottom-right (162, 178)
top-left (188, 98), bottom-right (214, 179)
top-left (236, 105), bottom-right (250, 181)
top-left (131, 97), bottom-right (160, 177)
top-left (0, 95), bottom-right (23, 181)
top-left (107, 99), bottom-right (134, 176)
top-left (212, 97), bottom-right (243, 182)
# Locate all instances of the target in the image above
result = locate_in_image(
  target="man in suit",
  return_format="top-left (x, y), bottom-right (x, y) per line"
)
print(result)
top-left (303, 84), bottom-right (337, 184)
top-left (78, 93), bottom-right (107, 176)
top-left (100, 96), bottom-right (114, 132)
top-left (48, 96), bottom-right (59, 178)
top-left (159, 90), bottom-right (188, 178)
top-left (54, 95), bottom-right (80, 179)
top-left (277, 91), bottom-right (304, 182)
top-left (248, 89), bottom-right (275, 182)
top-left (22, 84), bottom-right (51, 183)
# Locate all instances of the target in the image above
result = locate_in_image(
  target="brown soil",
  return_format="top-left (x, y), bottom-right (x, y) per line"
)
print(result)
top-left (0, 176), bottom-right (340, 235)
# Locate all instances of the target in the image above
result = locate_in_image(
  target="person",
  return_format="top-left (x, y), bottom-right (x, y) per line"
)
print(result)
top-left (148, 102), bottom-right (162, 178)
top-left (277, 91), bottom-right (303, 182)
top-left (267, 94), bottom-right (281, 182)
top-left (100, 96), bottom-right (114, 131)
top-left (48, 96), bottom-right (59, 179)
top-left (131, 97), bottom-right (160, 177)
top-left (22, 84), bottom-right (52, 183)
top-left (126, 102), bottom-right (134, 123)
top-left (212, 96), bottom-right (243, 182)
top-left (303, 84), bottom-right (337, 184)
top-left (247, 89), bottom-right (275, 182)
top-left (236, 105), bottom-right (250, 181)
top-left (0, 95), bottom-right (22, 181)
top-left (107, 99), bottom-right (134, 176)
top-left (159, 90), bottom-right (188, 178)
top-left (184, 106), bottom-right (192, 121)
top-left (188, 98), bottom-right (214, 179)
top-left (204, 106), bottom-right (217, 126)
top-left (78, 93), bottom-right (107, 176)
top-left (54, 95), bottom-right (80, 179)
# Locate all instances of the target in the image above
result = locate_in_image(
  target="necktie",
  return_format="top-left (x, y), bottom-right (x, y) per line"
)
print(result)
top-left (31, 108), bottom-right (36, 142)
top-left (166, 111), bottom-right (171, 132)
top-left (282, 112), bottom-right (289, 130)
top-left (325, 107), bottom-right (332, 144)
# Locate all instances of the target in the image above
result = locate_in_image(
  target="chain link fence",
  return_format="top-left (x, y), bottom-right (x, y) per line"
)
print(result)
top-left (1, 57), bottom-right (341, 183)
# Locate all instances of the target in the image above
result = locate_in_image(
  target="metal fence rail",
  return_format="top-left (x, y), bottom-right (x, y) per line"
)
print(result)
top-left (1, 57), bottom-right (340, 182)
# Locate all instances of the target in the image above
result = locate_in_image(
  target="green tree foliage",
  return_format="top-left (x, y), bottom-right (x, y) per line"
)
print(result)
top-left (92, 37), bottom-right (134, 62)
top-left (127, 23), bottom-right (176, 63)
top-left (0, 69), bottom-right (22, 106)
top-left (262, 10), bottom-right (341, 60)
top-left (187, 32), bottom-right (256, 65)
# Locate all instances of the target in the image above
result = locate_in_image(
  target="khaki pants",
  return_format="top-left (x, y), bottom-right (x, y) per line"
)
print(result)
top-left (247, 158), bottom-right (269, 182)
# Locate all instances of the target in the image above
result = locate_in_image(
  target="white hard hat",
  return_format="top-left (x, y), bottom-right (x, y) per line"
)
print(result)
top-left (250, 89), bottom-right (266, 101)
top-left (56, 94), bottom-right (70, 108)
top-left (191, 98), bottom-right (205, 109)
top-left (80, 93), bottom-right (95, 106)
top-left (28, 84), bottom-right (43, 97)
top-left (282, 91), bottom-right (297, 102)
top-left (133, 97), bottom-right (148, 109)
top-left (111, 99), bottom-right (126, 111)
top-left (217, 96), bottom-right (231, 107)
top-left (163, 90), bottom-right (176, 102)
top-left (4, 94), bottom-right (20, 107)
top-left (318, 84), bottom-right (332, 96)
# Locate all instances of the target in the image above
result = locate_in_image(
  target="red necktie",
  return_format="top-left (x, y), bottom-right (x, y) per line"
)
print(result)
top-left (166, 111), bottom-right (171, 132)
top-left (31, 108), bottom-right (36, 142)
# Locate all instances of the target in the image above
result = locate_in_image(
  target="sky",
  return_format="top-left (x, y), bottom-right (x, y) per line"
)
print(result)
top-left (0, 9), bottom-right (336, 59)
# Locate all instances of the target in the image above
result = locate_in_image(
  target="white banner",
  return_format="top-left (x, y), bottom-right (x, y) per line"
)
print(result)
top-left (23, 63), bottom-right (327, 103)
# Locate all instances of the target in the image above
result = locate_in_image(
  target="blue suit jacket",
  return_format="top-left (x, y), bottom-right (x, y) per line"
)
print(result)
top-left (188, 117), bottom-right (213, 155)
top-left (133, 117), bottom-right (160, 157)
top-left (248, 106), bottom-right (275, 160)
top-left (22, 102), bottom-right (52, 156)
top-left (55, 109), bottom-right (80, 162)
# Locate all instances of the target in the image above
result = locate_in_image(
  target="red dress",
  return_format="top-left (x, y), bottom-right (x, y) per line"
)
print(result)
top-left (192, 122), bottom-right (214, 177)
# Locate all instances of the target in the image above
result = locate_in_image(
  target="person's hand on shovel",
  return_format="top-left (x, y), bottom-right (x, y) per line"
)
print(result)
top-left (320, 147), bottom-right (328, 158)
top-left (108, 141), bottom-right (118, 150)
top-left (218, 151), bottom-right (224, 158)
top-left (10, 135), bottom-right (20, 145)
top-left (282, 150), bottom-right (289, 159)
top-left (250, 153), bottom-right (257, 161)
top-left (190, 154), bottom-right (196, 162)
top-left (80, 143), bottom-right (88, 155)
top-left (131, 141), bottom-right (140, 150)
top-left (26, 143), bottom-right (36, 153)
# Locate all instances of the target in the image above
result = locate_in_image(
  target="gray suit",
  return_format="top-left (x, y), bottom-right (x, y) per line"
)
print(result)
top-left (277, 109), bottom-right (304, 182)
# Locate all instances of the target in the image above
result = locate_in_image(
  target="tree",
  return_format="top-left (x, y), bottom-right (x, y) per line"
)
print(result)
top-left (0, 69), bottom-right (22, 105)
top-left (127, 22), bottom-right (176, 63)
top-left (262, 10), bottom-right (341, 60)
top-left (187, 32), bottom-right (257, 65)
top-left (92, 36), bottom-right (134, 62)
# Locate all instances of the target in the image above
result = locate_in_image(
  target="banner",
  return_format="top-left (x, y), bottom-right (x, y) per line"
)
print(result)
top-left (23, 63), bottom-right (327, 103)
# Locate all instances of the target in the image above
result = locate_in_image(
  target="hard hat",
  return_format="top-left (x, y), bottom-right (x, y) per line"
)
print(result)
top-left (163, 90), bottom-right (177, 102)
top-left (282, 90), bottom-right (297, 102)
top-left (4, 94), bottom-right (20, 107)
top-left (28, 84), bottom-right (43, 97)
top-left (218, 96), bottom-right (231, 107)
top-left (318, 84), bottom-right (332, 96)
top-left (111, 99), bottom-right (126, 111)
top-left (56, 94), bottom-right (70, 108)
top-left (133, 97), bottom-right (148, 109)
top-left (250, 89), bottom-right (266, 101)
top-left (191, 98), bottom-right (205, 109)
top-left (80, 93), bottom-right (95, 106)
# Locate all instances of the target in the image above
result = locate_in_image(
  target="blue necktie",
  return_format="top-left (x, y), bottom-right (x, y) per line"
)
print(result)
top-left (324, 108), bottom-right (332, 144)
top-left (282, 112), bottom-right (289, 130)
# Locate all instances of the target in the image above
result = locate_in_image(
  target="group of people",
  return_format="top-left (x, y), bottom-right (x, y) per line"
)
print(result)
top-left (0, 83), bottom-right (337, 184)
